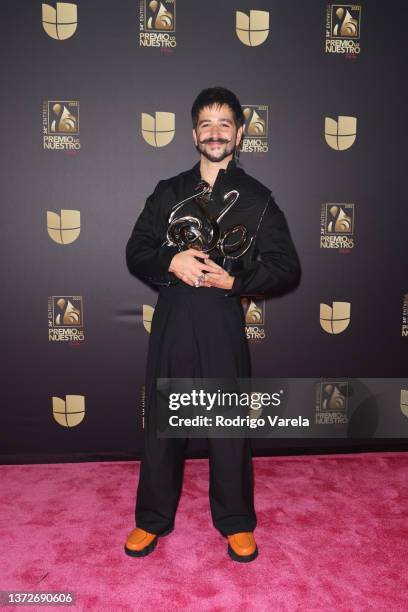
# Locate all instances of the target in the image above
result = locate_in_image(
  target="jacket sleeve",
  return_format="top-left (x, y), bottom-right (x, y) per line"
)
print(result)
top-left (125, 181), bottom-right (180, 286)
top-left (226, 196), bottom-right (301, 297)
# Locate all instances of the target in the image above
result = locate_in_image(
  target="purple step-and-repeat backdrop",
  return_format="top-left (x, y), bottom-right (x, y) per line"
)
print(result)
top-left (1, 1), bottom-right (407, 463)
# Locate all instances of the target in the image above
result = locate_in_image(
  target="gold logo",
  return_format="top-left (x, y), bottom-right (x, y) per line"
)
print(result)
top-left (325, 116), bottom-right (357, 150)
top-left (141, 112), bottom-right (175, 147)
top-left (242, 298), bottom-right (264, 324)
top-left (241, 296), bottom-right (266, 341)
top-left (49, 102), bottom-right (78, 134)
top-left (320, 301), bottom-right (351, 334)
top-left (241, 105), bottom-right (268, 153)
top-left (147, 0), bottom-right (175, 31)
top-left (52, 395), bottom-right (85, 427)
top-left (236, 10), bottom-right (269, 46)
top-left (47, 210), bottom-right (80, 244)
top-left (315, 381), bottom-right (349, 424)
top-left (243, 106), bottom-right (267, 137)
top-left (325, 5), bottom-right (361, 55)
top-left (401, 390), bottom-right (408, 418)
top-left (48, 296), bottom-right (84, 342)
top-left (320, 204), bottom-right (355, 249)
top-left (326, 205), bottom-right (353, 233)
top-left (139, 0), bottom-right (177, 47)
top-left (55, 297), bottom-right (81, 325)
top-left (43, 101), bottom-right (80, 150)
top-left (143, 304), bottom-right (155, 333)
top-left (42, 2), bottom-right (78, 40)
top-left (322, 383), bottom-right (347, 410)
top-left (331, 5), bottom-right (360, 38)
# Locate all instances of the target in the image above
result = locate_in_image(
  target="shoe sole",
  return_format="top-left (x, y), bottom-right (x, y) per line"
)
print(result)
top-left (124, 525), bottom-right (173, 558)
top-left (228, 543), bottom-right (259, 563)
top-left (124, 537), bottom-right (158, 558)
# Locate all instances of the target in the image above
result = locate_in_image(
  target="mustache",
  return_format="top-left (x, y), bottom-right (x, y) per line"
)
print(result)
top-left (200, 137), bottom-right (230, 144)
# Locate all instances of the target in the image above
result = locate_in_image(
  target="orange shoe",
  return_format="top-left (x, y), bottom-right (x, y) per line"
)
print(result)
top-left (227, 532), bottom-right (258, 563)
top-left (124, 528), bottom-right (159, 557)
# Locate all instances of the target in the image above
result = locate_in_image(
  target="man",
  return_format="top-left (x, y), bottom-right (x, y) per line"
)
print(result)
top-left (124, 87), bottom-right (300, 562)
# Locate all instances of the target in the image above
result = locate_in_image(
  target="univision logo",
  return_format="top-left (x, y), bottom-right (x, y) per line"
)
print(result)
top-left (320, 301), bottom-right (351, 334)
top-left (143, 304), bottom-right (155, 333)
top-left (141, 112), bottom-right (175, 147)
top-left (236, 10), bottom-right (269, 46)
top-left (52, 395), bottom-right (85, 426)
top-left (42, 2), bottom-right (78, 40)
top-left (47, 210), bottom-right (80, 244)
top-left (325, 116), bottom-right (357, 150)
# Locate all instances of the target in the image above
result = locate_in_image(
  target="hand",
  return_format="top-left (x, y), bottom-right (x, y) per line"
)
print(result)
top-left (168, 249), bottom-right (223, 287)
top-left (200, 260), bottom-right (235, 290)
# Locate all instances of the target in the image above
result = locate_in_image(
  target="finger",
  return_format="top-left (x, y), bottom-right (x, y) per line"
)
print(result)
top-left (180, 273), bottom-right (194, 286)
top-left (200, 276), bottom-right (213, 286)
top-left (197, 263), bottom-right (223, 274)
top-left (204, 277), bottom-right (220, 288)
top-left (188, 249), bottom-right (210, 258)
top-left (206, 262), bottom-right (223, 272)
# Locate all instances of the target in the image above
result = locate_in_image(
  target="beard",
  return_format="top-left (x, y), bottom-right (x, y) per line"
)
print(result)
top-left (195, 138), bottom-right (236, 163)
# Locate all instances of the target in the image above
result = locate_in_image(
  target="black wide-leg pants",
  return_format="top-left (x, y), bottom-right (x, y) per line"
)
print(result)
top-left (135, 283), bottom-right (257, 537)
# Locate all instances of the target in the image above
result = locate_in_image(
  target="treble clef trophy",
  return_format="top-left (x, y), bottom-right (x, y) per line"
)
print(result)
top-left (164, 183), bottom-right (253, 272)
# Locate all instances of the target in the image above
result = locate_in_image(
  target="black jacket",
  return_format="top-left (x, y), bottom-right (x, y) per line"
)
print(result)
top-left (126, 159), bottom-right (301, 297)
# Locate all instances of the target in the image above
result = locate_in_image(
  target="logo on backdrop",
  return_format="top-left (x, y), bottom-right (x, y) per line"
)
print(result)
top-left (141, 112), bottom-right (175, 147)
top-left (320, 204), bottom-right (354, 250)
top-left (320, 301), bottom-right (351, 334)
top-left (315, 382), bottom-right (349, 425)
top-left (52, 395), bottom-right (85, 426)
top-left (241, 105), bottom-right (268, 154)
top-left (141, 384), bottom-right (146, 429)
top-left (241, 296), bottom-right (266, 342)
top-left (42, 2), bottom-right (78, 40)
top-left (402, 294), bottom-right (408, 337)
top-left (43, 101), bottom-right (80, 151)
top-left (236, 10), bottom-right (269, 46)
top-left (139, 0), bottom-right (176, 48)
top-left (48, 296), bottom-right (85, 342)
top-left (143, 304), bottom-right (155, 333)
top-left (325, 5), bottom-right (361, 55)
top-left (324, 116), bottom-right (357, 150)
top-left (401, 389), bottom-right (408, 417)
top-left (47, 210), bottom-right (81, 244)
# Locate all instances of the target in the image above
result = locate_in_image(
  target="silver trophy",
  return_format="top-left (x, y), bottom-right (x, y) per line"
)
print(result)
top-left (164, 185), bottom-right (253, 260)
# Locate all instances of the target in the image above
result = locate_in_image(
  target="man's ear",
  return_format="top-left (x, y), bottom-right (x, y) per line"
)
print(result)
top-left (236, 125), bottom-right (244, 147)
top-left (192, 128), bottom-right (198, 146)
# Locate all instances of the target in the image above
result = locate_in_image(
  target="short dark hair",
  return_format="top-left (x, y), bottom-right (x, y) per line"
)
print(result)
top-left (191, 87), bottom-right (245, 130)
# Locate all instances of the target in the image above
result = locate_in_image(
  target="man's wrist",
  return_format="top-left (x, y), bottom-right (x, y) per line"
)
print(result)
top-left (156, 246), bottom-right (179, 274)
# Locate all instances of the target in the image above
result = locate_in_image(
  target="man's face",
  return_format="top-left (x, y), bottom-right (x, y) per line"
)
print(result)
top-left (192, 104), bottom-right (243, 163)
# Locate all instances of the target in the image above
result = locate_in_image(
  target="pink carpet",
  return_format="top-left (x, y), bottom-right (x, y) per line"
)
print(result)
top-left (0, 452), bottom-right (407, 611)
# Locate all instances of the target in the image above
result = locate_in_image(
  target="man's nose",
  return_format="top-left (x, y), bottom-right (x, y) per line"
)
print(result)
top-left (210, 125), bottom-right (221, 138)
